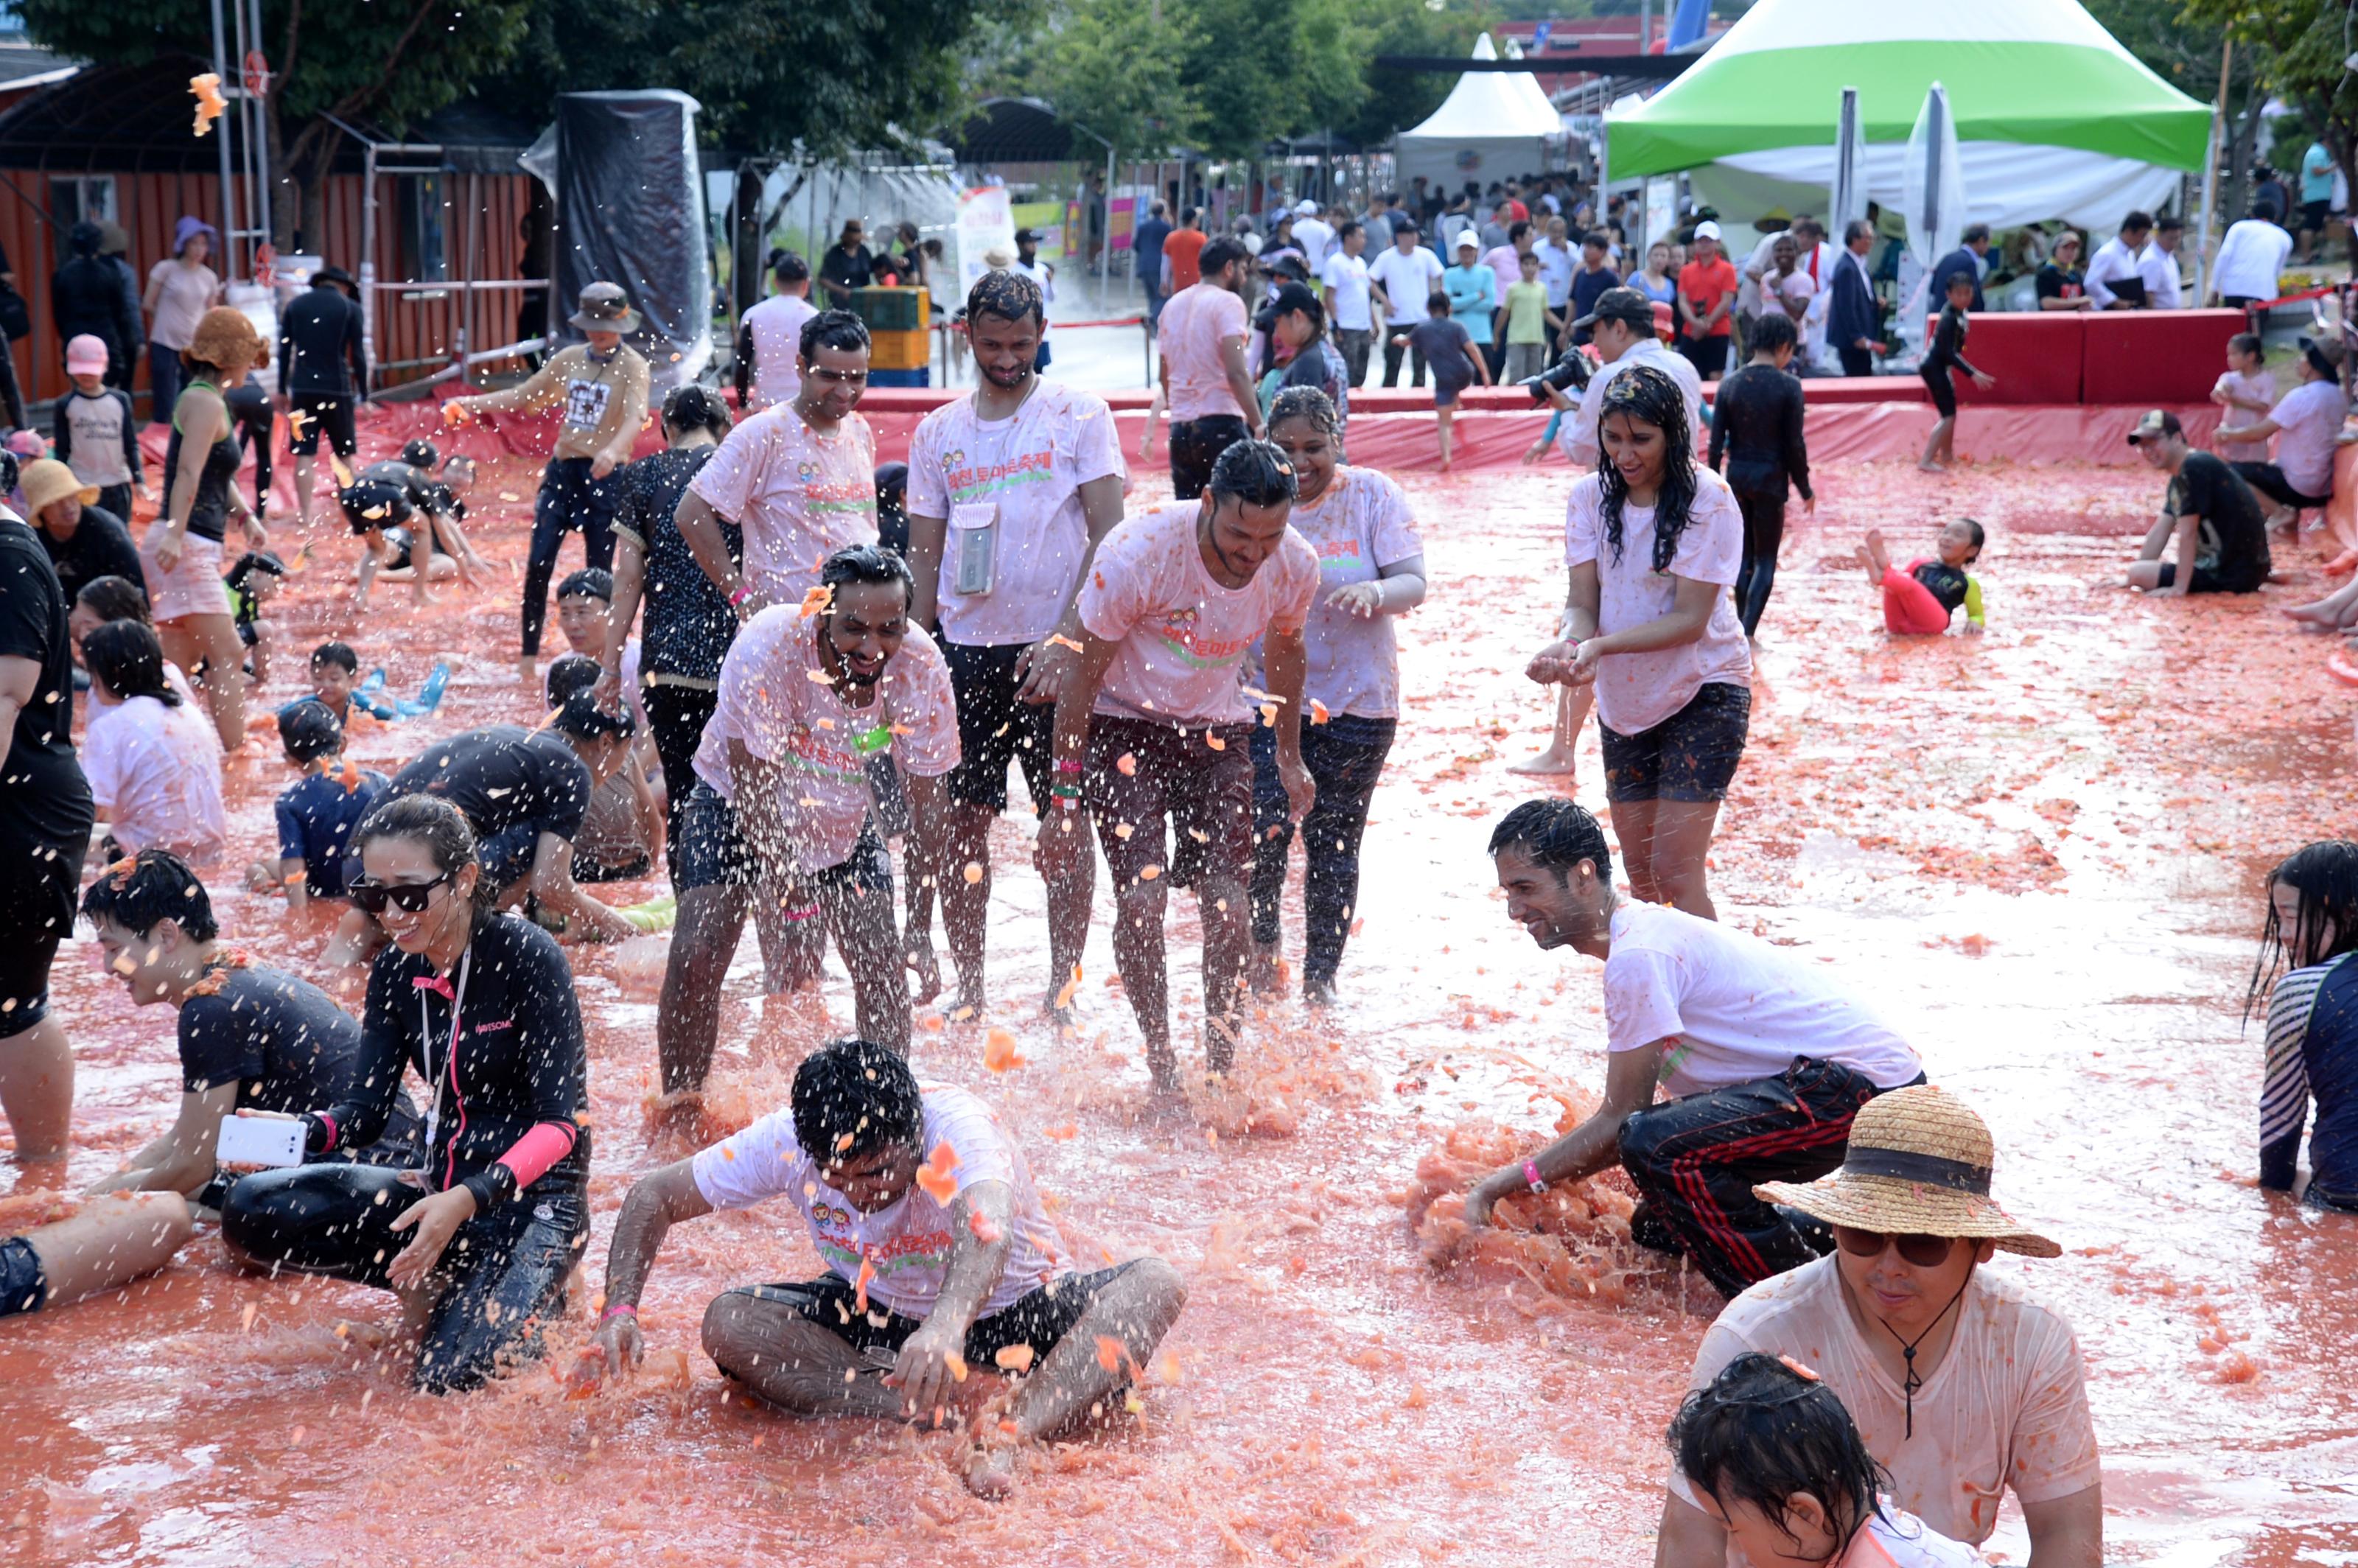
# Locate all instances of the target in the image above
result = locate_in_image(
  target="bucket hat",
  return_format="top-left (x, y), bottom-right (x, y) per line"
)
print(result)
top-left (568, 281), bottom-right (641, 335)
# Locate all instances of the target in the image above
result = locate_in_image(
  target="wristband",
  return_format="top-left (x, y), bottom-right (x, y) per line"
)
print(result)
top-left (1523, 1159), bottom-right (1547, 1194)
top-left (1054, 757), bottom-right (1085, 775)
top-left (728, 583), bottom-right (755, 607)
top-left (601, 1302), bottom-right (638, 1322)
top-left (1049, 783), bottom-right (1083, 799)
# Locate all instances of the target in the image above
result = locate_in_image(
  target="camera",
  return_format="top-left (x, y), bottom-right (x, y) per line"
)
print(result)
top-left (1521, 348), bottom-right (1592, 403)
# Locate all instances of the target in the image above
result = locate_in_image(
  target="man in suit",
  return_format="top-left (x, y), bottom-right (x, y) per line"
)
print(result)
top-left (1928, 222), bottom-right (1990, 312)
top-left (1828, 219), bottom-right (1884, 379)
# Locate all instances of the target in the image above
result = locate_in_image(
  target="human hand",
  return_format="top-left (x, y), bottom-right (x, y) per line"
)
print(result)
top-left (1564, 640), bottom-right (1604, 685)
top-left (153, 530), bottom-right (183, 573)
top-left (1962, 622), bottom-right (1985, 636)
top-left (886, 1317), bottom-right (968, 1422)
top-left (1276, 750), bottom-right (1315, 819)
top-left (218, 1107), bottom-right (306, 1175)
top-left (1803, 494), bottom-right (1818, 515)
top-left (731, 586), bottom-right (770, 623)
top-left (1325, 581), bottom-right (1386, 618)
top-left (441, 398), bottom-right (472, 428)
top-left (1525, 637), bottom-right (1578, 685)
top-left (1012, 637), bottom-right (1076, 704)
top-left (591, 453), bottom-right (618, 481)
top-left (1035, 800), bottom-right (1087, 879)
top-left (1461, 1167), bottom-right (1516, 1228)
top-left (244, 514), bottom-right (270, 550)
top-left (1972, 372), bottom-right (1995, 391)
top-left (593, 668), bottom-right (624, 715)
top-left (592, 1307), bottom-right (646, 1379)
top-left (2152, 584), bottom-right (2188, 599)
top-left (385, 1184), bottom-right (477, 1288)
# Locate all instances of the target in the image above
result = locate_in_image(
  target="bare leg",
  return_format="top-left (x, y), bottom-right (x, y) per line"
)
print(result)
top-left (21, 1191), bottom-right (192, 1306)
top-left (1615, 797), bottom-right (1724, 920)
top-left (1917, 419), bottom-right (1950, 472)
top-left (968, 1258), bottom-right (1189, 1499)
top-left (174, 612), bottom-right (249, 750)
top-left (700, 1292), bottom-right (906, 1420)
top-left (750, 890), bottom-right (821, 996)
top-left (2284, 576), bottom-right (2358, 623)
top-left (294, 454), bottom-right (317, 531)
top-left (941, 803), bottom-right (995, 1012)
top-left (0, 1015), bottom-right (74, 1163)
top-left (1861, 528), bottom-right (1892, 582)
top-left (1040, 814), bottom-right (1095, 1018)
top-left (1109, 882), bottom-right (1175, 1091)
top-left (1437, 405), bottom-right (1455, 472)
top-left (658, 884), bottom-right (750, 1096)
top-left (1510, 685), bottom-right (1590, 776)
top-left (1197, 873), bottom-right (1249, 1077)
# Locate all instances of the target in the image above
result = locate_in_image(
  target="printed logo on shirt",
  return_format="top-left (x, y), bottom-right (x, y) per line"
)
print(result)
top-left (475, 1018), bottom-right (514, 1033)
top-left (1316, 538), bottom-right (1365, 568)
top-left (811, 1202), bottom-right (855, 1227)
top-left (564, 378), bottom-right (613, 431)
top-left (1657, 1036), bottom-right (1693, 1084)
top-left (788, 458), bottom-right (878, 516)
top-left (1150, 606), bottom-right (1255, 668)
top-left (939, 444), bottom-right (1057, 499)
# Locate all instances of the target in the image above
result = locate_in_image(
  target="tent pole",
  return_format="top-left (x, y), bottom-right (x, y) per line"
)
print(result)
top-left (2195, 38), bottom-right (2231, 306)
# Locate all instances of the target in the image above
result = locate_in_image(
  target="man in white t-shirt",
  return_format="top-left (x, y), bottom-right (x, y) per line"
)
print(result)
top-left (679, 308), bottom-right (879, 616)
top-left (1291, 199), bottom-right (1335, 274)
top-left (657, 546), bottom-right (956, 1090)
top-left (1551, 287), bottom-right (1705, 467)
top-left (903, 268), bottom-right (1127, 1019)
top-left (1652, 1086), bottom-right (2103, 1568)
top-left (1366, 222), bottom-right (1446, 388)
top-left (2217, 334), bottom-right (2356, 524)
top-left (1158, 237), bottom-right (1262, 500)
top-left (1319, 221), bottom-right (1376, 388)
top-left (2213, 201), bottom-right (2296, 308)
top-left (591, 1037), bottom-right (1186, 1500)
top-left (1468, 799), bottom-right (1924, 1297)
top-left (2137, 214), bottom-right (2186, 309)
top-left (734, 251), bottom-right (817, 411)
top-left (1045, 440), bottom-right (1319, 1094)
top-left (1533, 215), bottom-right (1577, 315)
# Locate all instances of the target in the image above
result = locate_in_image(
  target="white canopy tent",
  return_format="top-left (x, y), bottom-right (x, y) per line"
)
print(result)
top-left (1393, 34), bottom-right (1563, 197)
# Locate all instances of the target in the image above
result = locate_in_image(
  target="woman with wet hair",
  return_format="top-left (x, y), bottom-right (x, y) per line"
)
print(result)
top-left (1526, 363), bottom-right (1750, 918)
top-left (221, 794), bottom-right (593, 1393)
top-left (80, 618), bottom-right (225, 863)
top-left (1251, 387), bottom-right (1425, 1003)
top-left (2252, 840), bottom-right (2358, 1210)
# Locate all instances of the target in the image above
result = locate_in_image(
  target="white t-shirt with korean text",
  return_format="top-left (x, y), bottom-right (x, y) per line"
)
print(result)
top-left (688, 404), bottom-right (878, 602)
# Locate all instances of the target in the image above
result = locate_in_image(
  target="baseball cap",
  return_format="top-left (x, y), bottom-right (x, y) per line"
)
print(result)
top-left (1455, 233), bottom-right (1480, 252)
top-left (1295, 199), bottom-right (1319, 217)
top-left (1254, 281), bottom-right (1323, 331)
top-left (2125, 409), bottom-right (2183, 446)
top-left (1014, 227), bottom-right (1040, 245)
top-left (1693, 220), bottom-right (1724, 242)
top-left (1651, 301), bottom-right (1676, 340)
top-left (65, 335), bottom-right (109, 377)
top-left (2302, 335), bottom-right (2347, 376)
top-left (1571, 285), bottom-right (1656, 333)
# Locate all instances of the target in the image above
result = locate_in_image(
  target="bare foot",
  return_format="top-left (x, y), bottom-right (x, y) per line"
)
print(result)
top-left (1862, 528), bottom-right (1892, 578)
top-left (1303, 976), bottom-right (1339, 1009)
top-left (1917, 459), bottom-right (1947, 474)
top-left (1508, 744), bottom-right (1578, 777)
top-left (964, 1442), bottom-right (1021, 1499)
top-left (1246, 941), bottom-right (1283, 995)
top-left (516, 655), bottom-right (538, 685)
top-left (2284, 601), bottom-right (2341, 624)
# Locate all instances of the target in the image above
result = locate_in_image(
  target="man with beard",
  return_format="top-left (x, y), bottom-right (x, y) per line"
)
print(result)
top-left (903, 270), bottom-right (1126, 1018)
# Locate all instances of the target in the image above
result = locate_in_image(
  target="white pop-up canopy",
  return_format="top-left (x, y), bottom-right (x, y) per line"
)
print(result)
top-left (1393, 34), bottom-right (1562, 197)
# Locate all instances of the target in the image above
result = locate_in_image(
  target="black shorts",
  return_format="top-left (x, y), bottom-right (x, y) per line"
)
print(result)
top-left (2152, 560), bottom-right (2261, 595)
top-left (2304, 198), bottom-right (2332, 234)
top-left (1085, 715), bottom-right (1256, 890)
top-left (1600, 681), bottom-right (1752, 804)
top-left (290, 393), bottom-right (357, 458)
top-left (1920, 365), bottom-right (1959, 420)
top-left (342, 477), bottom-right (414, 535)
top-left (673, 781), bottom-right (891, 895)
top-left (0, 1234), bottom-right (45, 1317)
top-left (2231, 461), bottom-right (2329, 511)
top-left (945, 640), bottom-right (1053, 815)
top-left (0, 803), bottom-right (89, 1031)
top-left (1169, 415), bottom-right (1251, 501)
top-left (718, 1261), bottom-right (1141, 1373)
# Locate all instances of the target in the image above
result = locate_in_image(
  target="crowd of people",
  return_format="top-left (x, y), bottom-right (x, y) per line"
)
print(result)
top-left (1, 166), bottom-right (2355, 1552)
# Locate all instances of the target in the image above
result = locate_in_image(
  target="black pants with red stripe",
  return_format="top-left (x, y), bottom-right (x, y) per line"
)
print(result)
top-left (1617, 1055), bottom-right (1912, 1298)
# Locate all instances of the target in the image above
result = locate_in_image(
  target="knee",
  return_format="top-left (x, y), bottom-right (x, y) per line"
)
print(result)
top-left (1127, 1256), bottom-right (1188, 1323)
top-left (1113, 886), bottom-right (1166, 928)
top-left (1615, 1112), bottom-right (1669, 1183)
top-left (699, 1292), bottom-right (761, 1375)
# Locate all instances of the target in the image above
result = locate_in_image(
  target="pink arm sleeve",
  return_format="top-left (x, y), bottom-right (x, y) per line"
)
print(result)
top-left (495, 1121), bottom-right (579, 1191)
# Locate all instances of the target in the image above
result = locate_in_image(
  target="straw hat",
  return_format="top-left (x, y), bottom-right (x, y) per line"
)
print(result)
top-left (1755, 1085), bottom-right (2060, 1258)
top-left (21, 458), bottom-right (97, 517)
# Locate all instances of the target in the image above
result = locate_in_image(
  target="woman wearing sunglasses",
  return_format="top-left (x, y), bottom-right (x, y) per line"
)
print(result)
top-left (1654, 1085), bottom-right (2105, 1568)
top-left (221, 794), bottom-right (592, 1394)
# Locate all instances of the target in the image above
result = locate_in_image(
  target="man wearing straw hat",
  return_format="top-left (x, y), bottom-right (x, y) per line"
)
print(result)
top-left (1653, 1085), bottom-right (2105, 1568)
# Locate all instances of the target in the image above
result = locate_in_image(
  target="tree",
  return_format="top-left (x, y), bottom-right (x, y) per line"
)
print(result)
top-left (18, 0), bottom-right (538, 250)
top-left (2083, 0), bottom-right (2262, 238)
top-left (1027, 0), bottom-right (1208, 161)
top-left (2180, 0), bottom-right (2358, 239)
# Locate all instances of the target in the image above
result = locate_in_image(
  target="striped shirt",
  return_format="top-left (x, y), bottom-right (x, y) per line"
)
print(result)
top-left (2261, 952), bottom-right (2358, 1200)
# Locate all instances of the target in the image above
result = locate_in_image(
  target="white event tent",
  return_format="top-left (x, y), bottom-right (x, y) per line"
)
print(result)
top-left (1393, 34), bottom-right (1562, 196)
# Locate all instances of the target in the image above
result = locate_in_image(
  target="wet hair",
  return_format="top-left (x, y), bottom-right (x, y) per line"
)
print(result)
top-left (353, 794), bottom-right (492, 911)
top-left (556, 567), bottom-right (615, 603)
top-left (549, 685), bottom-right (634, 743)
top-left (80, 847), bottom-right (218, 942)
top-left (83, 618), bottom-right (180, 707)
top-left (967, 268), bottom-right (1046, 330)
top-left (819, 540), bottom-right (915, 609)
top-left (662, 382), bottom-right (731, 439)
top-left (2230, 331), bottom-right (2264, 360)
top-left (310, 640), bottom-right (359, 675)
top-left (874, 462), bottom-right (910, 558)
top-left (2249, 841), bottom-right (2358, 1019)
top-left (1197, 237), bottom-right (1250, 279)
top-left (772, 250), bottom-right (811, 284)
top-left (400, 438), bottom-right (441, 470)
top-left (1488, 799), bottom-right (1614, 886)
top-left (76, 575), bottom-right (151, 628)
top-left (1596, 364), bottom-right (1700, 573)
top-left (1207, 438), bottom-right (1299, 510)
top-left (545, 653), bottom-right (604, 707)
top-left (225, 550), bottom-right (285, 590)
top-left (791, 1037), bottom-right (925, 1166)
top-left (277, 698), bottom-right (345, 764)
top-left (1749, 312), bottom-right (1798, 354)
top-left (1267, 386), bottom-right (1343, 443)
top-left (1668, 1353), bottom-right (1889, 1558)
top-left (800, 308), bottom-right (871, 362)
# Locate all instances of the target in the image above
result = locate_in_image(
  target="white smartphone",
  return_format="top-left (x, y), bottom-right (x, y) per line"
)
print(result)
top-left (215, 1113), bottom-right (305, 1169)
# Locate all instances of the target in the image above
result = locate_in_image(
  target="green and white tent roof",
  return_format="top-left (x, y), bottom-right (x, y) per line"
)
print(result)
top-left (1607, 0), bottom-right (2210, 226)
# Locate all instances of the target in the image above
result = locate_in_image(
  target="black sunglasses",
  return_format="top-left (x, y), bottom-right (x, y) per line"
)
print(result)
top-left (1832, 1225), bottom-right (1958, 1269)
top-left (348, 871), bottom-right (452, 916)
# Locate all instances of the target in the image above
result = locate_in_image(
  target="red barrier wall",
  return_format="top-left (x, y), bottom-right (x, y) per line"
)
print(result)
top-left (2082, 309), bottom-right (2242, 405)
top-left (1924, 313), bottom-right (2087, 406)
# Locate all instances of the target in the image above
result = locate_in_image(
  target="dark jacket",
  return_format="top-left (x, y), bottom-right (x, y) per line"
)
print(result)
top-left (53, 256), bottom-right (143, 365)
top-left (1827, 249), bottom-right (1879, 360)
top-left (278, 281), bottom-right (368, 397)
top-left (1928, 247), bottom-right (1985, 312)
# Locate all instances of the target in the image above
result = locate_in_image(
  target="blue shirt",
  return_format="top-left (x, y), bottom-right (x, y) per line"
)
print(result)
top-left (1442, 263), bottom-right (1497, 344)
top-left (2303, 143), bottom-right (2336, 204)
top-left (1569, 265), bottom-right (1622, 343)
top-left (274, 767), bottom-right (388, 897)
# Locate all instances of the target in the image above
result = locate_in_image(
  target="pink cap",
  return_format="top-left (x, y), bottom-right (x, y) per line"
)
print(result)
top-left (64, 334), bottom-right (108, 376)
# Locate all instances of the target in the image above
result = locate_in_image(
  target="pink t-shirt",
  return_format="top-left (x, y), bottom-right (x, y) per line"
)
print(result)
top-left (688, 404), bottom-right (878, 602)
top-left (1079, 503), bottom-right (1319, 726)
top-left (1676, 1258), bottom-right (2099, 1563)
top-left (1564, 466), bottom-right (1750, 735)
top-left (2214, 368), bottom-right (2277, 462)
top-left (904, 382), bottom-right (1127, 647)
top-left (693, 605), bottom-right (959, 874)
top-left (1158, 282), bottom-right (1250, 422)
top-left (1264, 466), bottom-right (1424, 719)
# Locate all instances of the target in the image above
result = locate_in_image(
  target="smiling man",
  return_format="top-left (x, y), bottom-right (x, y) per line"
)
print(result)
top-left (1467, 799), bottom-right (1923, 1297)
top-left (1653, 1086), bottom-right (2103, 1568)
top-left (591, 1037), bottom-right (1186, 1500)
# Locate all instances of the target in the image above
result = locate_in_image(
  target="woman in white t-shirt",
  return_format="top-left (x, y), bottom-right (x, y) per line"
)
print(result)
top-left (1528, 363), bottom-right (1750, 918)
top-left (1250, 387), bottom-right (1427, 1003)
top-left (78, 617), bottom-right (226, 864)
top-left (141, 217), bottom-right (220, 425)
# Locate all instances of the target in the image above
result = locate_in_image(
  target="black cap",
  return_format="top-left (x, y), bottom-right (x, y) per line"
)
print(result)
top-left (2125, 409), bottom-right (2183, 446)
top-left (276, 699), bottom-right (345, 763)
top-left (1254, 281), bottom-right (1323, 331)
top-left (399, 438), bottom-right (440, 470)
top-left (1014, 227), bottom-right (1040, 245)
top-left (1570, 285), bottom-right (1655, 332)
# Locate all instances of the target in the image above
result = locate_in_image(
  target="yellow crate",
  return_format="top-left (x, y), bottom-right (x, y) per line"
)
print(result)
top-left (868, 328), bottom-right (931, 371)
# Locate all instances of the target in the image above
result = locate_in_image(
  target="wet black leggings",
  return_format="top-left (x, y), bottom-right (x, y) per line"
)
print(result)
top-left (221, 1163), bottom-right (587, 1393)
top-left (1732, 489), bottom-right (1787, 639)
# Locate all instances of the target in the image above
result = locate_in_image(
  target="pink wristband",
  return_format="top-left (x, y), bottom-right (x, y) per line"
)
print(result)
top-left (601, 1302), bottom-right (637, 1321)
top-left (1055, 757), bottom-right (1085, 775)
top-left (728, 583), bottom-right (755, 606)
top-left (1523, 1160), bottom-right (1547, 1194)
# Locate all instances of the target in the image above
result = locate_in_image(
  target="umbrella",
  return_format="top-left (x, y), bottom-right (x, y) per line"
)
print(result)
top-left (1903, 82), bottom-right (1965, 267)
top-left (1828, 86), bottom-right (1868, 237)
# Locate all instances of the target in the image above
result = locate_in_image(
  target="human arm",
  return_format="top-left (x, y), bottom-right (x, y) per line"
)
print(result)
top-left (2260, 969), bottom-right (2320, 1190)
top-left (85, 1081), bottom-right (240, 1197)
top-left (1467, 327), bottom-right (1493, 388)
top-left (2215, 416), bottom-right (2284, 446)
top-left (1707, 386), bottom-right (1729, 472)
top-left (1016, 471), bottom-right (1127, 705)
top-left (1463, 1037), bottom-right (1665, 1222)
top-left (590, 1157), bottom-right (716, 1372)
top-left (141, 265), bottom-right (164, 318)
top-left (1262, 625), bottom-right (1315, 819)
top-left (448, 357), bottom-right (562, 419)
top-left (1652, 1493), bottom-right (1726, 1568)
top-left (2085, 256), bottom-right (2121, 311)
top-left (1782, 376), bottom-right (1813, 505)
top-left (734, 318), bottom-right (755, 408)
top-left (1220, 332), bottom-right (1263, 438)
top-left (601, 526), bottom-right (650, 709)
top-left (1553, 571), bottom-right (1726, 685)
top-left (906, 504), bottom-right (947, 629)
top-left (50, 399), bottom-right (69, 465)
top-left (889, 1178), bottom-right (1017, 1419)
top-left (592, 360), bottom-right (649, 480)
top-left (343, 301), bottom-right (369, 399)
top-left (675, 489), bottom-right (762, 617)
top-left (900, 770), bottom-right (949, 1002)
top-left (1962, 575), bottom-right (1984, 631)
top-left (2153, 511), bottom-right (2201, 597)
top-left (1039, 629), bottom-right (1123, 872)
top-left (1326, 553), bottom-right (1427, 620)
top-left (151, 385), bottom-right (226, 571)
top-left (528, 831), bottom-right (637, 942)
